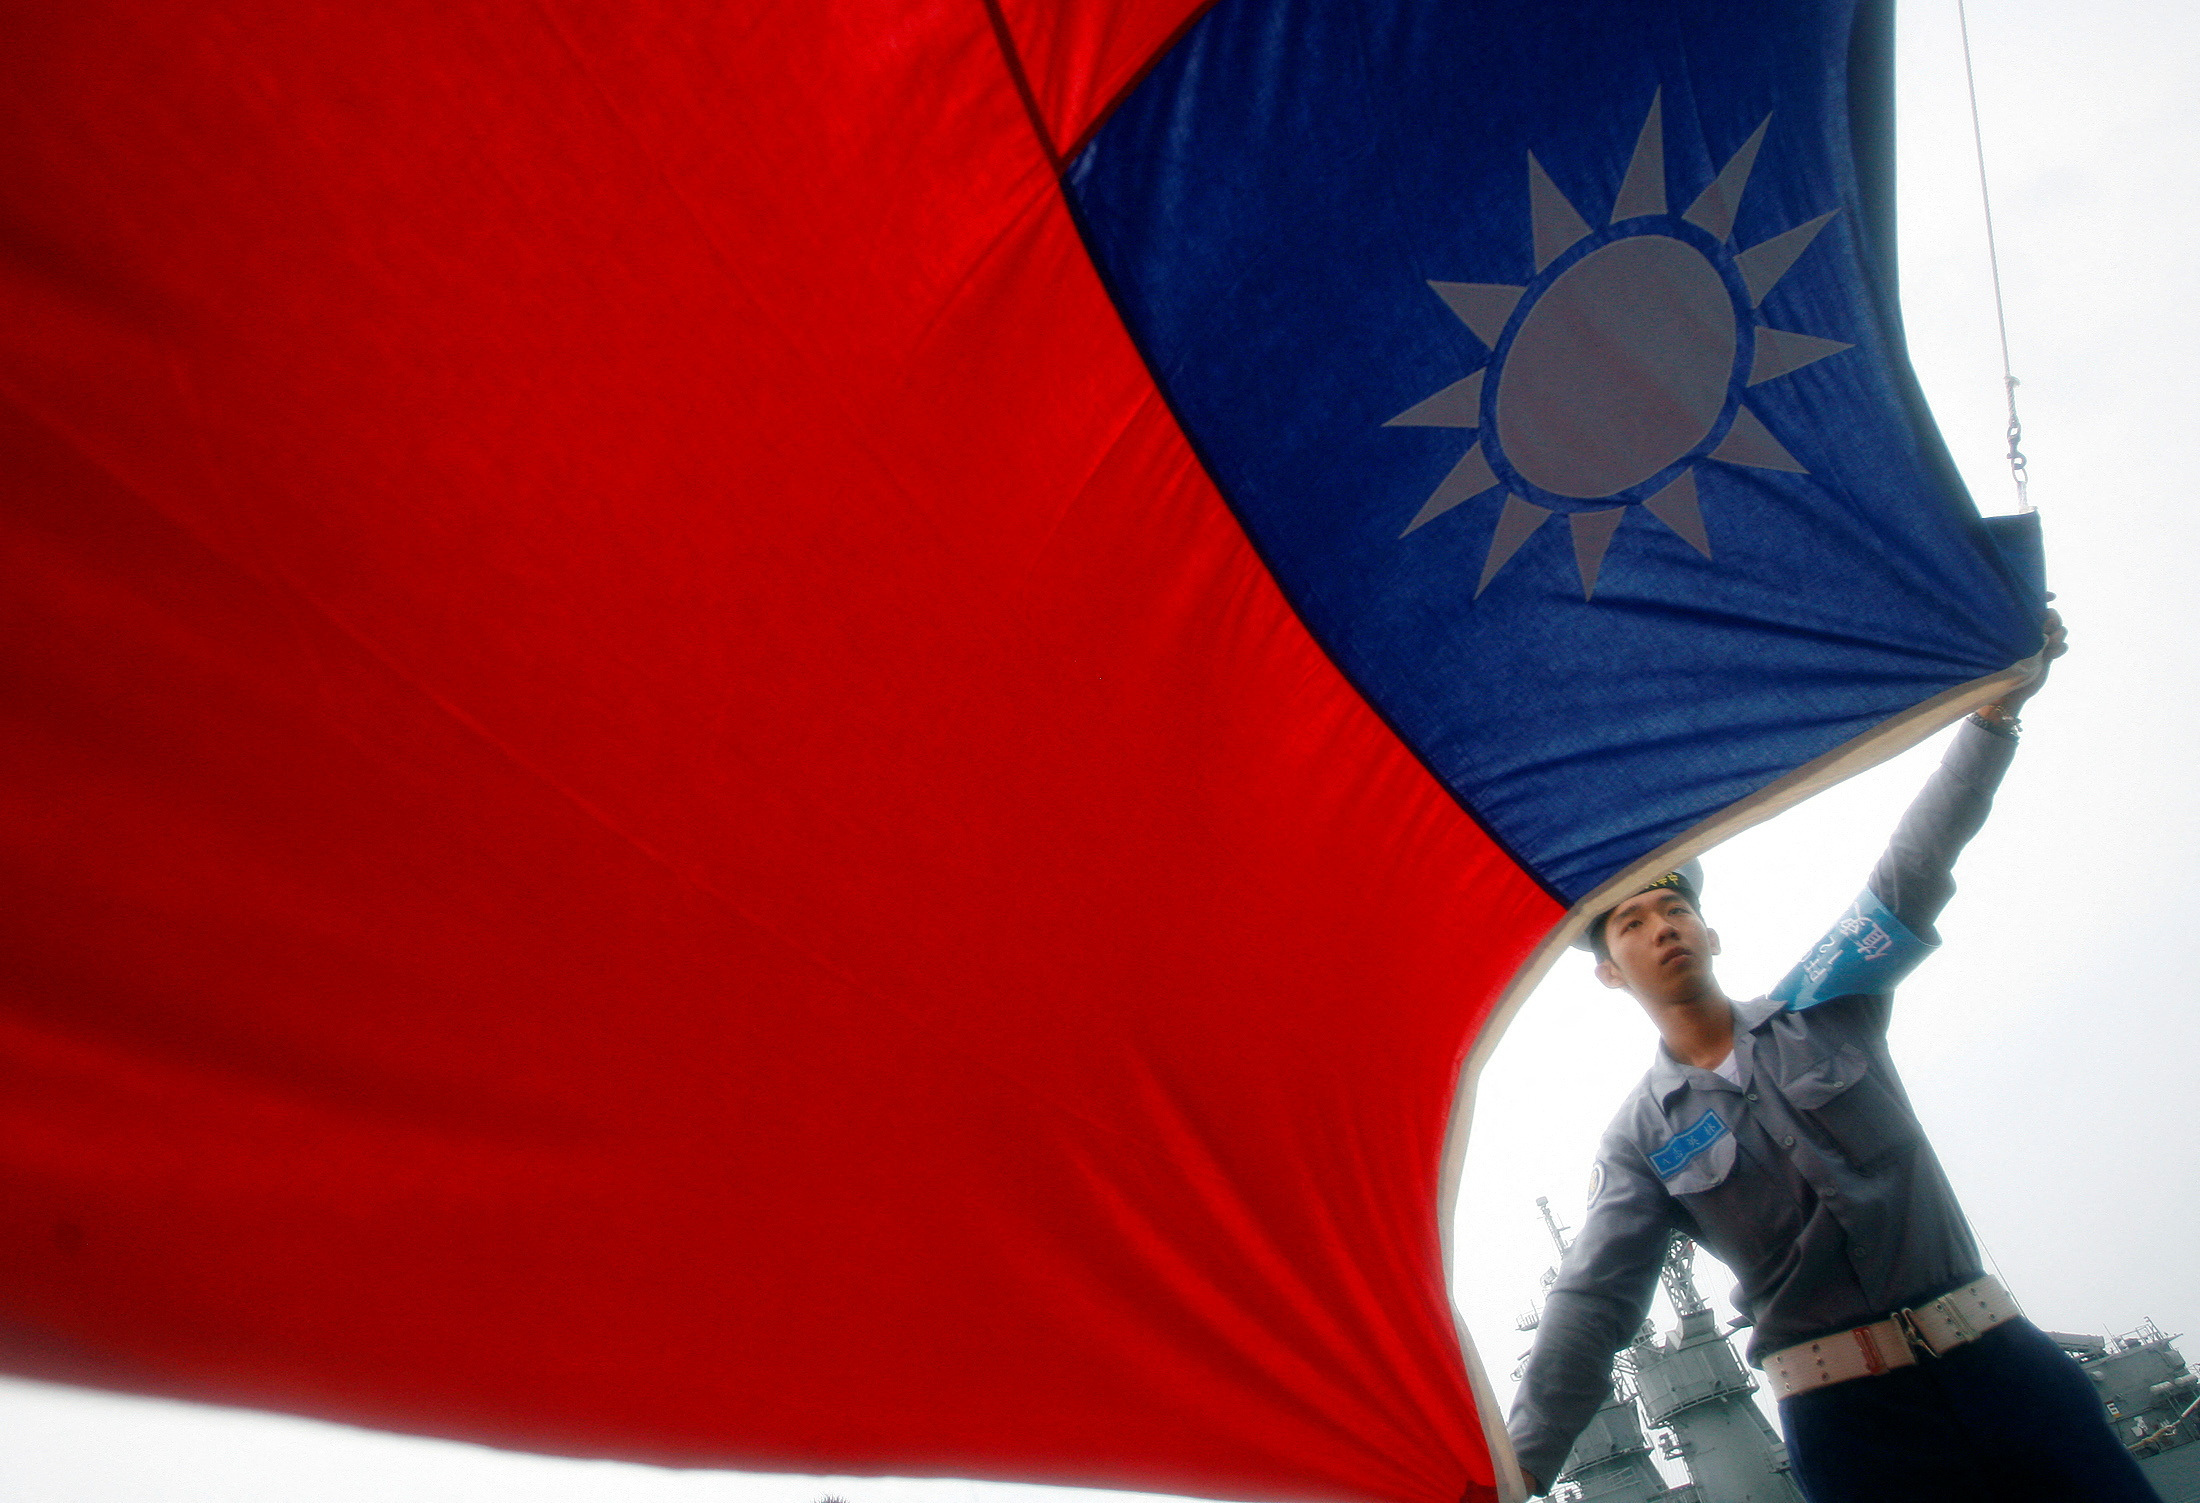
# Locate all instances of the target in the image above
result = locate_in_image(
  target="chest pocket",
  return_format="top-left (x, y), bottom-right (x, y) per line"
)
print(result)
top-left (1651, 1110), bottom-right (1737, 1195)
top-left (1779, 1044), bottom-right (1920, 1167)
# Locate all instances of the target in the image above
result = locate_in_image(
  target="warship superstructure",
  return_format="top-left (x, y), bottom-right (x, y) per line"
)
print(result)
top-left (2056, 1322), bottom-right (2200, 1502)
top-left (1516, 1197), bottom-right (2198, 1502)
top-left (1519, 1198), bottom-right (1802, 1503)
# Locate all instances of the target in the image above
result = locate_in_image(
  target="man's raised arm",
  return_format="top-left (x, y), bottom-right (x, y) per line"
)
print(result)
top-left (1871, 609), bottom-right (2064, 939)
top-left (1773, 611), bottom-right (2064, 1011)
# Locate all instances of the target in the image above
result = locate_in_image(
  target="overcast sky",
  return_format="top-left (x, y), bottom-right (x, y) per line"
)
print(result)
top-left (5, 3), bottom-right (2194, 1500)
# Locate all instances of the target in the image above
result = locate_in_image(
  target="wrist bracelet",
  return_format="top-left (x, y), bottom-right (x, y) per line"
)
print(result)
top-left (1968, 710), bottom-right (2020, 738)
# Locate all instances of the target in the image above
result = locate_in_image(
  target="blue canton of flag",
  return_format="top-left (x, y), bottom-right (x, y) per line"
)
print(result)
top-left (1066, 0), bottom-right (2044, 906)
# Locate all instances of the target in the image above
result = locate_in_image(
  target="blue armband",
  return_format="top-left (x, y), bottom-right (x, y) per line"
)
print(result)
top-left (1769, 887), bottom-right (1937, 1011)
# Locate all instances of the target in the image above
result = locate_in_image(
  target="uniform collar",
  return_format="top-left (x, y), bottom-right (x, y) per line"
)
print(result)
top-left (1648, 999), bottom-right (1772, 1104)
top-left (1733, 993), bottom-right (1785, 1032)
top-left (1647, 1047), bottom-right (1697, 1106)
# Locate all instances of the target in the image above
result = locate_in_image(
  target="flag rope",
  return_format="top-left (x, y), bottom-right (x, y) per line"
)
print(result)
top-left (1956, 0), bottom-right (2032, 513)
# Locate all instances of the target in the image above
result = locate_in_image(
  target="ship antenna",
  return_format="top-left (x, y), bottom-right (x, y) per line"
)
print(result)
top-left (1658, 1231), bottom-right (1710, 1318)
top-left (1534, 1196), bottom-right (1572, 1258)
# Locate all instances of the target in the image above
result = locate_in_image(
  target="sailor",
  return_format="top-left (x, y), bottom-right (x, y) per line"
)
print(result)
top-left (1507, 612), bottom-right (2156, 1503)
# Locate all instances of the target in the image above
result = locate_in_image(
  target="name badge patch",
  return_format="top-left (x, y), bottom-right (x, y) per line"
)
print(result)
top-left (1649, 1110), bottom-right (1729, 1178)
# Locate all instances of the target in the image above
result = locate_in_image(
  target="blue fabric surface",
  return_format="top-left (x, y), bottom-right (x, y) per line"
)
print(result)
top-left (1066, 0), bottom-right (2043, 901)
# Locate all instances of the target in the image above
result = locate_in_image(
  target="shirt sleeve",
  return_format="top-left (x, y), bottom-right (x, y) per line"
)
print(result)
top-left (1767, 718), bottom-right (2017, 1010)
top-left (1506, 1140), bottom-right (1674, 1488)
top-left (1866, 716), bottom-right (2018, 940)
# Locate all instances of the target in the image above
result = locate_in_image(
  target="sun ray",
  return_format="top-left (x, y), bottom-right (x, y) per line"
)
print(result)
top-left (1642, 471), bottom-right (1711, 557)
top-left (1710, 405), bottom-right (1806, 472)
top-left (1402, 441), bottom-right (1502, 535)
top-left (1749, 328), bottom-right (1851, 386)
top-left (1476, 495), bottom-right (1552, 595)
top-left (1735, 211), bottom-right (1838, 305)
top-left (1610, 92), bottom-right (1666, 221)
top-left (1430, 281), bottom-right (1524, 347)
top-left (1684, 116), bottom-right (1770, 242)
top-left (1570, 508), bottom-right (1627, 598)
top-left (1528, 153), bottom-right (1593, 271)
top-left (1386, 368), bottom-right (1484, 427)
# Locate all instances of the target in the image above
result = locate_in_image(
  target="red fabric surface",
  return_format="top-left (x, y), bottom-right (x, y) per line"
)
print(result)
top-left (990, 0), bottom-right (1220, 157)
top-left (0, 4), bottom-right (1562, 1500)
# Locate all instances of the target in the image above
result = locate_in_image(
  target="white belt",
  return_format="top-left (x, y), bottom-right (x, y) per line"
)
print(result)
top-left (1762, 1276), bottom-right (2021, 1400)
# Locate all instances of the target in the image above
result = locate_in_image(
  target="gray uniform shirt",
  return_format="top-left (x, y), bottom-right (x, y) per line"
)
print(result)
top-left (1507, 720), bottom-right (2019, 1487)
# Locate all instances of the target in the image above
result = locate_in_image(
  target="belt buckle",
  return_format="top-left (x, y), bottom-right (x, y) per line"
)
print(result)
top-left (1894, 1308), bottom-right (1937, 1361)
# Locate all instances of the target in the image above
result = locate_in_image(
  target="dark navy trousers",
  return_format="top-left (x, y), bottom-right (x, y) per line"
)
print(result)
top-left (1779, 1319), bottom-right (2162, 1502)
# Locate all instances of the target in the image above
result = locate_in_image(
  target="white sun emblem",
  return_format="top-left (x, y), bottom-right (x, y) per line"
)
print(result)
top-left (1388, 94), bottom-right (1852, 599)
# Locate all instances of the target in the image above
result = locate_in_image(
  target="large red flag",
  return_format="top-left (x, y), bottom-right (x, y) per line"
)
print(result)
top-left (1, 3), bottom-right (1553, 1501)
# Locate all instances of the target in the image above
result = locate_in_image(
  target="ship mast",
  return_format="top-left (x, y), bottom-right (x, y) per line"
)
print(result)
top-left (1657, 1231), bottom-right (1708, 1318)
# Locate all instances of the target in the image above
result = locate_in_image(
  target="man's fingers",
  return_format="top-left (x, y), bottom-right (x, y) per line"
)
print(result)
top-left (2041, 608), bottom-right (2068, 658)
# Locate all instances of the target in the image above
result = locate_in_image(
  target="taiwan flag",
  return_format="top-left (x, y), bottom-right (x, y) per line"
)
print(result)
top-left (0, 2), bottom-right (2042, 1502)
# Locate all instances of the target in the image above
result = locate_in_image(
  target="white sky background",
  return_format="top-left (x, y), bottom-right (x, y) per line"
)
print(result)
top-left (4, 3), bottom-right (2195, 1500)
